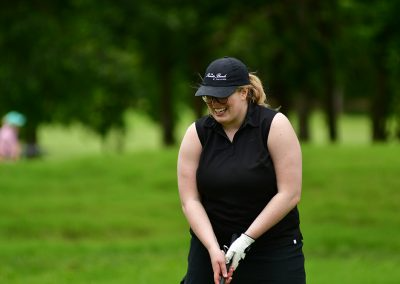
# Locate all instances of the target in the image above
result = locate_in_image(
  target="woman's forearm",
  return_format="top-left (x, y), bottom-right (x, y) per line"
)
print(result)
top-left (245, 190), bottom-right (300, 240)
top-left (182, 199), bottom-right (220, 251)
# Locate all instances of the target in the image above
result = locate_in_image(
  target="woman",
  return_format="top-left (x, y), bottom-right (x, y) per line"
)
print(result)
top-left (178, 57), bottom-right (305, 284)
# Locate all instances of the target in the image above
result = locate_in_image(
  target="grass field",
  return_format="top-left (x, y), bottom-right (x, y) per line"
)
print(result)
top-left (1, 112), bottom-right (399, 283)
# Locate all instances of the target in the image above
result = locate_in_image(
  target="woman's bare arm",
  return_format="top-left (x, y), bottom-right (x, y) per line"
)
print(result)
top-left (244, 113), bottom-right (302, 239)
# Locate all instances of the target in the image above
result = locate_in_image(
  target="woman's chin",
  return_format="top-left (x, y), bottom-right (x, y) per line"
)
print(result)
top-left (212, 114), bottom-right (229, 124)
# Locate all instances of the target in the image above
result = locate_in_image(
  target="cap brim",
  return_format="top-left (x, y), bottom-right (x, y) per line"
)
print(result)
top-left (195, 85), bottom-right (237, 98)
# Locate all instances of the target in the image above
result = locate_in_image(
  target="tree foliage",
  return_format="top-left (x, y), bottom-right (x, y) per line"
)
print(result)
top-left (0, 0), bottom-right (398, 152)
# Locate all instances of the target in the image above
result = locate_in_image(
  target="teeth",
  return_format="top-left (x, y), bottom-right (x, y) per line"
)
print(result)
top-left (214, 108), bottom-right (226, 114)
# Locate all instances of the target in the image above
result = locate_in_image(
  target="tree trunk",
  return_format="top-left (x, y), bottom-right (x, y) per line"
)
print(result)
top-left (297, 0), bottom-right (311, 142)
top-left (397, 122), bottom-right (400, 140)
top-left (371, 65), bottom-right (389, 141)
top-left (323, 54), bottom-right (338, 142)
top-left (274, 82), bottom-right (290, 114)
top-left (298, 92), bottom-right (310, 141)
top-left (189, 55), bottom-right (206, 118)
top-left (24, 123), bottom-right (42, 158)
top-left (317, 2), bottom-right (339, 143)
top-left (159, 57), bottom-right (175, 146)
top-left (270, 52), bottom-right (291, 114)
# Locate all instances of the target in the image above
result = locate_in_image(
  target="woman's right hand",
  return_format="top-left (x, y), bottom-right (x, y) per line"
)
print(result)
top-left (209, 246), bottom-right (229, 284)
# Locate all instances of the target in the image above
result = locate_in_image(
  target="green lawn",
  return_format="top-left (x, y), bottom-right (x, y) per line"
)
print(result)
top-left (0, 150), bottom-right (186, 283)
top-left (0, 112), bottom-right (399, 283)
top-left (301, 144), bottom-right (400, 283)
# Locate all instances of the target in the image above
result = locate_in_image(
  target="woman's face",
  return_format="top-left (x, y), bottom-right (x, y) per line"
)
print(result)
top-left (205, 88), bottom-right (248, 127)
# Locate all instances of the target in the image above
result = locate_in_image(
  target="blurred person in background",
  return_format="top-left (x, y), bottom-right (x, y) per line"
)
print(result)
top-left (178, 57), bottom-right (305, 284)
top-left (0, 111), bottom-right (26, 161)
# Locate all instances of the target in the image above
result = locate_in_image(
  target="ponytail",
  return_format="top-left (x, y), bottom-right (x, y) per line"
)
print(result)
top-left (239, 73), bottom-right (269, 107)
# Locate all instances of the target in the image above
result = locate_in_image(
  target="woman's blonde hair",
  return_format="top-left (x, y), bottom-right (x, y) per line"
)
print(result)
top-left (238, 73), bottom-right (268, 106)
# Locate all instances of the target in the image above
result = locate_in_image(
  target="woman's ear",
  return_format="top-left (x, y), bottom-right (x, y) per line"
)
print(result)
top-left (240, 88), bottom-right (248, 100)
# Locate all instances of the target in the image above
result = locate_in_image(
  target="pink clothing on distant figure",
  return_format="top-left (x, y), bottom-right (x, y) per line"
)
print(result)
top-left (0, 124), bottom-right (20, 159)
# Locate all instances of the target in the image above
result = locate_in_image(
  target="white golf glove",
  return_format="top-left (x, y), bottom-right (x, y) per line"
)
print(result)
top-left (225, 233), bottom-right (255, 270)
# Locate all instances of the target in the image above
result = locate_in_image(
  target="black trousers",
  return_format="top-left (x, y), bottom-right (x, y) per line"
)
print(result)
top-left (181, 235), bottom-right (306, 284)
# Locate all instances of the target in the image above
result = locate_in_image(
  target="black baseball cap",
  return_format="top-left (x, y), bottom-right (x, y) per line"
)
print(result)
top-left (195, 56), bottom-right (250, 98)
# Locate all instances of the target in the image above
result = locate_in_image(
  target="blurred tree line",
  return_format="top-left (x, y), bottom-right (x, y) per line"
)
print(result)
top-left (0, 0), bottom-right (399, 153)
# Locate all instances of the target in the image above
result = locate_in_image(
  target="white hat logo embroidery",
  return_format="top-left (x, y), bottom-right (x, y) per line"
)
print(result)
top-left (206, 73), bottom-right (227, 80)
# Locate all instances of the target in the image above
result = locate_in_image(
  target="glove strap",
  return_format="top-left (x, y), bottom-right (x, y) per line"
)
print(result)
top-left (243, 233), bottom-right (255, 241)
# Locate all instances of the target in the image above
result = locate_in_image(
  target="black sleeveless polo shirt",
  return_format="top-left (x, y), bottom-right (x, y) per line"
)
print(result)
top-left (195, 103), bottom-right (302, 247)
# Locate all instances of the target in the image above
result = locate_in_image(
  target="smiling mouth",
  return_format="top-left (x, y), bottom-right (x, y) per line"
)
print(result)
top-left (214, 107), bottom-right (227, 115)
